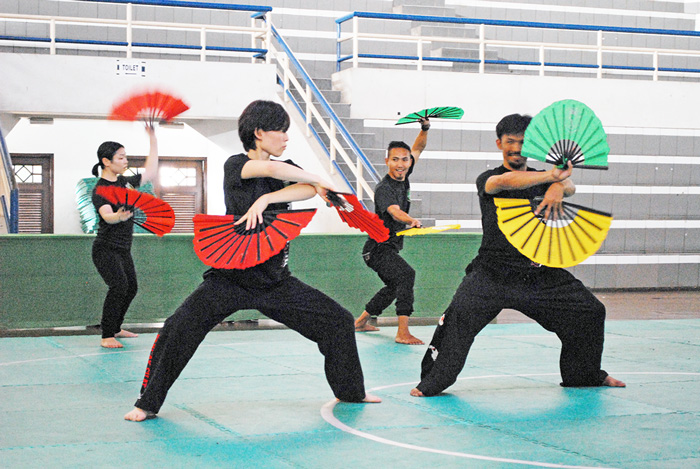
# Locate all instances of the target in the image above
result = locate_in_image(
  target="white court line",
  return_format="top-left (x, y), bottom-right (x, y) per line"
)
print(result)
top-left (321, 372), bottom-right (700, 469)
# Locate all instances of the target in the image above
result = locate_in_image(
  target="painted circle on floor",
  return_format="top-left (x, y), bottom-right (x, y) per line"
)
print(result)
top-left (320, 372), bottom-right (700, 469)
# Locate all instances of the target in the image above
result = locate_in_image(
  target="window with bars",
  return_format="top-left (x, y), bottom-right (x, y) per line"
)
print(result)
top-left (12, 154), bottom-right (53, 233)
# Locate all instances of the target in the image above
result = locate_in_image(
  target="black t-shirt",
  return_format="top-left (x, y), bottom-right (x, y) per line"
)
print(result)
top-left (92, 174), bottom-right (142, 250)
top-left (210, 153), bottom-right (296, 287)
top-left (475, 165), bottom-right (549, 268)
top-left (363, 156), bottom-right (415, 254)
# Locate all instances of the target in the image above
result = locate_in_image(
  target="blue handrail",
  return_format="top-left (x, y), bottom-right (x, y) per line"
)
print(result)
top-left (269, 23), bottom-right (381, 184)
top-left (0, 127), bottom-right (18, 233)
top-left (82, 0), bottom-right (271, 13)
top-left (336, 11), bottom-right (700, 37)
top-left (336, 11), bottom-right (700, 75)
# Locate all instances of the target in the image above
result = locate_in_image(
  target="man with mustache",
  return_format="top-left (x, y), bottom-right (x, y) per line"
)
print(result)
top-left (411, 113), bottom-right (625, 397)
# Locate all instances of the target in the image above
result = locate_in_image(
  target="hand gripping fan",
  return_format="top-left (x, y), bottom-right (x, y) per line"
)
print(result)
top-left (522, 99), bottom-right (609, 170)
top-left (396, 106), bottom-right (464, 125)
top-left (109, 90), bottom-right (189, 125)
top-left (494, 197), bottom-right (612, 268)
top-left (94, 185), bottom-right (175, 236)
top-left (397, 224), bottom-right (461, 236)
top-left (77, 178), bottom-right (157, 234)
top-left (325, 191), bottom-right (390, 242)
top-left (192, 209), bottom-right (317, 270)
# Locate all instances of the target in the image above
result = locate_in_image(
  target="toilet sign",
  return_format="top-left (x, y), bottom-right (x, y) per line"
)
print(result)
top-left (116, 60), bottom-right (146, 77)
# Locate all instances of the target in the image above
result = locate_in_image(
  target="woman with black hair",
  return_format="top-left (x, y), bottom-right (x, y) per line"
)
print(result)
top-left (91, 125), bottom-right (158, 348)
top-left (125, 100), bottom-right (379, 422)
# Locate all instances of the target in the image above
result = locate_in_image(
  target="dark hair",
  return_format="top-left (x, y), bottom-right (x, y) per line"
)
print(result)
top-left (238, 100), bottom-right (290, 152)
top-left (386, 140), bottom-right (411, 157)
top-left (92, 141), bottom-right (123, 177)
top-left (496, 114), bottom-right (532, 139)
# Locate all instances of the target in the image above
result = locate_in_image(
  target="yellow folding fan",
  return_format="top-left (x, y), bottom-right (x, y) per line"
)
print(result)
top-left (494, 198), bottom-right (611, 267)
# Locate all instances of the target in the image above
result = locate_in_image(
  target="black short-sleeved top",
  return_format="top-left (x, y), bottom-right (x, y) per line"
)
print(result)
top-left (92, 174), bottom-right (142, 250)
top-left (475, 165), bottom-right (549, 268)
top-left (363, 157), bottom-right (415, 254)
top-left (210, 153), bottom-right (296, 287)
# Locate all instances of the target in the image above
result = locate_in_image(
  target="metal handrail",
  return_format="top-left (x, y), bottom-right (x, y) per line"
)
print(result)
top-left (0, 128), bottom-right (18, 233)
top-left (0, 1), bottom-right (272, 60)
top-left (336, 11), bottom-right (700, 80)
top-left (254, 15), bottom-right (380, 200)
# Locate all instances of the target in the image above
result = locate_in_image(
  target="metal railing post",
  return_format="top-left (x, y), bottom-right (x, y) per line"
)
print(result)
top-left (352, 16), bottom-right (359, 69)
top-left (479, 23), bottom-right (485, 74)
top-left (49, 18), bottom-right (56, 55)
top-left (126, 3), bottom-right (133, 59)
top-left (653, 51), bottom-right (659, 81)
top-left (596, 30), bottom-right (603, 79)
top-left (356, 159), bottom-right (364, 200)
top-left (417, 37), bottom-right (423, 71)
top-left (200, 27), bottom-right (206, 61)
top-left (305, 84), bottom-right (312, 137)
top-left (539, 44), bottom-right (545, 76)
top-left (265, 13), bottom-right (272, 64)
top-left (329, 120), bottom-right (336, 175)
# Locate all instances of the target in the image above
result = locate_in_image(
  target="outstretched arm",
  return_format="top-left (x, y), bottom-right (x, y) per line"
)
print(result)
top-left (411, 117), bottom-right (430, 164)
top-left (387, 205), bottom-right (421, 228)
top-left (484, 161), bottom-right (573, 195)
top-left (140, 125), bottom-right (159, 184)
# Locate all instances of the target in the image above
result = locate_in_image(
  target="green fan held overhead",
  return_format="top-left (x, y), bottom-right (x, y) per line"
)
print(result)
top-left (522, 99), bottom-right (609, 170)
top-left (396, 106), bottom-right (464, 125)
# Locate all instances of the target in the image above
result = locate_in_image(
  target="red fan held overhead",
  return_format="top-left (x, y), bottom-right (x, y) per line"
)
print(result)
top-left (109, 90), bottom-right (189, 125)
top-left (193, 209), bottom-right (317, 270)
top-left (95, 185), bottom-right (175, 236)
top-left (325, 191), bottom-right (390, 242)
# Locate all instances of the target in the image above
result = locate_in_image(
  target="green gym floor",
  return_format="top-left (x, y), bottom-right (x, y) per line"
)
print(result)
top-left (1, 292), bottom-right (699, 468)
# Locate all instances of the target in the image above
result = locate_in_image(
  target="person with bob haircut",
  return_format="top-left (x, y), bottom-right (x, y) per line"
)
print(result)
top-left (411, 113), bottom-right (625, 397)
top-left (125, 100), bottom-right (380, 422)
top-left (91, 125), bottom-right (158, 349)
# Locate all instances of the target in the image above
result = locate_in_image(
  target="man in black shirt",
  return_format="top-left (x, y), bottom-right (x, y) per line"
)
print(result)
top-left (411, 113), bottom-right (625, 397)
top-left (354, 118), bottom-right (429, 345)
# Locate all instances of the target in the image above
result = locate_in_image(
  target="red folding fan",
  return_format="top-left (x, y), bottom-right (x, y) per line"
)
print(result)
top-left (325, 191), bottom-right (390, 242)
top-left (109, 90), bottom-right (189, 125)
top-left (192, 209), bottom-right (317, 270)
top-left (95, 185), bottom-right (175, 236)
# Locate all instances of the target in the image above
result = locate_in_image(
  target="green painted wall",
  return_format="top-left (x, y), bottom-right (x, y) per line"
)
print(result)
top-left (0, 233), bottom-right (481, 329)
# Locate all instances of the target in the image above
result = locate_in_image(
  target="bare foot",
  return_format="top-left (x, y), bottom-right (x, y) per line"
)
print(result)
top-left (355, 312), bottom-right (379, 332)
top-left (603, 375), bottom-right (626, 387)
top-left (396, 316), bottom-right (424, 345)
top-left (124, 407), bottom-right (157, 421)
top-left (101, 337), bottom-right (123, 348)
top-left (115, 329), bottom-right (138, 338)
top-left (363, 393), bottom-right (382, 403)
top-left (395, 333), bottom-right (424, 345)
top-left (410, 388), bottom-right (424, 397)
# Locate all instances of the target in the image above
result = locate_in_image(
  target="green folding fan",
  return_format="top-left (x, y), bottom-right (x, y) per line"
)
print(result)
top-left (75, 178), bottom-right (155, 234)
top-left (395, 106), bottom-right (464, 125)
top-left (521, 99), bottom-right (609, 170)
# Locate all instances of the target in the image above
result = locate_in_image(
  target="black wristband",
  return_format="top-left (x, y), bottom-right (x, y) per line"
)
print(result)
top-left (421, 124), bottom-right (430, 131)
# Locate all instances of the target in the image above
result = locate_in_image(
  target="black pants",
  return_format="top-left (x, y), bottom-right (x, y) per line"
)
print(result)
top-left (135, 272), bottom-right (367, 413)
top-left (364, 244), bottom-right (415, 316)
top-left (92, 243), bottom-right (138, 339)
top-left (417, 261), bottom-right (608, 396)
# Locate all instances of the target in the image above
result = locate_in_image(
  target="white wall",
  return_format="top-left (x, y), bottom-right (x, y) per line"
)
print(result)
top-left (1, 53), bottom-right (356, 234)
top-left (333, 68), bottom-right (700, 133)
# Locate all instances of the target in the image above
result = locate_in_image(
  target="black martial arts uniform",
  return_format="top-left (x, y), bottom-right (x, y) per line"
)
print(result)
top-left (134, 154), bottom-right (367, 414)
top-left (416, 165), bottom-right (609, 396)
top-left (92, 174), bottom-right (142, 339)
top-left (361, 158), bottom-right (416, 317)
